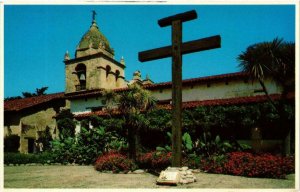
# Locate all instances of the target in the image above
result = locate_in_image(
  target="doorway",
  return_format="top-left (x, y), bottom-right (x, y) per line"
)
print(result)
top-left (28, 138), bottom-right (35, 153)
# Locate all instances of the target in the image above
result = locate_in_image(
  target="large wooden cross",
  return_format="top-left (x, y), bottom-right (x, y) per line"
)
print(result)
top-left (138, 10), bottom-right (221, 167)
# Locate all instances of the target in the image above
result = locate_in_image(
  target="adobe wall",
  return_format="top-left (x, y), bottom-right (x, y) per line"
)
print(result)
top-left (4, 106), bottom-right (60, 153)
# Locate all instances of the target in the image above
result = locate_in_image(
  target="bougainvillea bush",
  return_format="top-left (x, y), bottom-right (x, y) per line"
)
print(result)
top-left (201, 152), bottom-right (294, 179)
top-left (94, 151), bottom-right (137, 173)
top-left (137, 151), bottom-right (172, 170)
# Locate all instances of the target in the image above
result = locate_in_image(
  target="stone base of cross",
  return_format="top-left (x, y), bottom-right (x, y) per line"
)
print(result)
top-left (139, 10), bottom-right (221, 167)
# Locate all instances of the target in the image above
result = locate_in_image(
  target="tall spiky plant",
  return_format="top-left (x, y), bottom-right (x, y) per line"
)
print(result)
top-left (103, 84), bottom-right (156, 160)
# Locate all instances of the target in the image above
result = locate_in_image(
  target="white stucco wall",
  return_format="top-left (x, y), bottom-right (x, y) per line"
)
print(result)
top-left (151, 77), bottom-right (281, 102)
top-left (71, 97), bottom-right (106, 114)
top-left (71, 77), bottom-right (282, 115)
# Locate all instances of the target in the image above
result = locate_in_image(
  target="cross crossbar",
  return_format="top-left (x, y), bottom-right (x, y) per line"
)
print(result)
top-left (138, 35), bottom-right (221, 62)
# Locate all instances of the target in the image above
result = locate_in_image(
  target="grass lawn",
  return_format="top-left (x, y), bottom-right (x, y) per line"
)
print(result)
top-left (4, 165), bottom-right (295, 188)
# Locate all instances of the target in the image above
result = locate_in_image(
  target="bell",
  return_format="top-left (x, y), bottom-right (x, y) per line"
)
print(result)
top-left (79, 73), bottom-right (86, 81)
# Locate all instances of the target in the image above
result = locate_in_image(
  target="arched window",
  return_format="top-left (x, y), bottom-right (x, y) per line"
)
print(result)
top-left (115, 70), bottom-right (120, 82)
top-left (106, 65), bottom-right (111, 78)
top-left (75, 63), bottom-right (86, 91)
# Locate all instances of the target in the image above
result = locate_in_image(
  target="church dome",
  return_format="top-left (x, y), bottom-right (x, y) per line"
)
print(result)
top-left (76, 16), bottom-right (114, 56)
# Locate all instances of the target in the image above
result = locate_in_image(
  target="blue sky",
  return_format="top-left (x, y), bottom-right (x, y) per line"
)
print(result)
top-left (4, 5), bottom-right (295, 97)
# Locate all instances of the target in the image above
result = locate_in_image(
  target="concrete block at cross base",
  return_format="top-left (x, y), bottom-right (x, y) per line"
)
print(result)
top-left (157, 170), bottom-right (180, 185)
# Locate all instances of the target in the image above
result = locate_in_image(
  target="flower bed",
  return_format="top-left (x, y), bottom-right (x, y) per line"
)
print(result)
top-left (94, 151), bottom-right (137, 173)
top-left (201, 152), bottom-right (294, 179)
top-left (137, 151), bottom-right (172, 171)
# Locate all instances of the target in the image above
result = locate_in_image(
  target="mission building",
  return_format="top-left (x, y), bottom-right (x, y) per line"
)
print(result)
top-left (4, 14), bottom-right (292, 154)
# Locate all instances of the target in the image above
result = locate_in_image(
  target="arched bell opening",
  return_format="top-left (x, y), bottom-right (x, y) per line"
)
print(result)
top-left (75, 63), bottom-right (86, 91)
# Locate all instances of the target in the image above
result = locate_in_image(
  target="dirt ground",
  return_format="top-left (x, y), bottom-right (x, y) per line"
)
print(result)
top-left (4, 165), bottom-right (295, 189)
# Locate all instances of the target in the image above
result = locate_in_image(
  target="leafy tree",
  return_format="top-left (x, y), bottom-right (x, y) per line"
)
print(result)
top-left (238, 38), bottom-right (295, 155)
top-left (36, 87), bottom-right (48, 96)
top-left (38, 126), bottom-right (53, 151)
top-left (238, 38), bottom-right (294, 108)
top-left (22, 92), bottom-right (36, 98)
top-left (104, 84), bottom-right (156, 161)
top-left (5, 86), bottom-right (49, 99)
top-left (22, 86), bottom-right (49, 98)
top-left (56, 109), bottom-right (76, 140)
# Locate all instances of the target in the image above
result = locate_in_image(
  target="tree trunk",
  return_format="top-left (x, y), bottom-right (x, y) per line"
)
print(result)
top-left (127, 123), bottom-right (136, 161)
top-left (283, 129), bottom-right (291, 156)
top-left (258, 79), bottom-right (278, 112)
top-left (259, 79), bottom-right (293, 155)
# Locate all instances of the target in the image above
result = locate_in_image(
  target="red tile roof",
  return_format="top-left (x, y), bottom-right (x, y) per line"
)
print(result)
top-left (74, 92), bottom-right (294, 119)
top-left (4, 92), bottom-right (65, 112)
top-left (159, 92), bottom-right (294, 110)
top-left (143, 72), bottom-right (248, 90)
top-left (64, 87), bottom-right (131, 99)
top-left (65, 89), bottom-right (104, 99)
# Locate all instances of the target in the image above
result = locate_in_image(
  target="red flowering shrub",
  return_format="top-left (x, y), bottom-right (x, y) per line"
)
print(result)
top-left (137, 151), bottom-right (172, 170)
top-left (201, 152), bottom-right (295, 179)
top-left (94, 151), bottom-right (137, 173)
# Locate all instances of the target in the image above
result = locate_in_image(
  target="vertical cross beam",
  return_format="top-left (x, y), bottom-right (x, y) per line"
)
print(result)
top-left (171, 20), bottom-right (183, 167)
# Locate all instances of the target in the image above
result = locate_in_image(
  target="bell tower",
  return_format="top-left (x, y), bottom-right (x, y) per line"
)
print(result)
top-left (64, 11), bottom-right (126, 94)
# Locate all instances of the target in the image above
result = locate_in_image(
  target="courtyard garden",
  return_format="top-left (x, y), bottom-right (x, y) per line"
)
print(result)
top-left (4, 97), bottom-right (295, 188)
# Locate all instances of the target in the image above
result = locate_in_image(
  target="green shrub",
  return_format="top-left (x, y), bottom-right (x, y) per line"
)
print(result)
top-left (4, 152), bottom-right (55, 165)
top-left (182, 154), bottom-right (202, 169)
top-left (51, 126), bottom-right (128, 165)
top-left (94, 151), bottom-right (137, 173)
top-left (51, 137), bottom-right (78, 164)
top-left (57, 118), bottom-right (76, 139)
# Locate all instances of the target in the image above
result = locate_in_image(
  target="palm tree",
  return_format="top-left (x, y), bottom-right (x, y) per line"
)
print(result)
top-left (238, 38), bottom-right (295, 155)
top-left (103, 84), bottom-right (156, 160)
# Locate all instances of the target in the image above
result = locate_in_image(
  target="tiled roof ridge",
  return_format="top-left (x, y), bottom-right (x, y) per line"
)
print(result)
top-left (4, 92), bottom-right (65, 112)
top-left (64, 89), bottom-right (104, 99)
top-left (143, 71), bottom-right (248, 89)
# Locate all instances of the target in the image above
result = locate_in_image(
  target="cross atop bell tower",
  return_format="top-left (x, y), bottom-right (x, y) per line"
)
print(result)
top-left (92, 10), bottom-right (97, 22)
